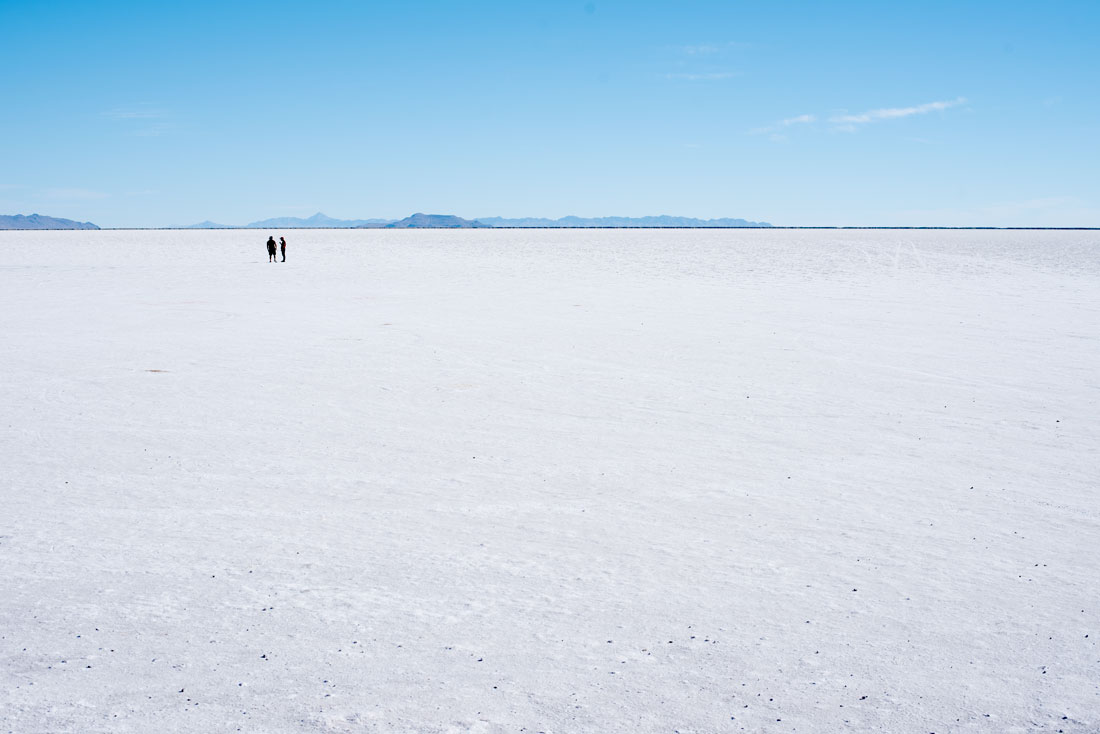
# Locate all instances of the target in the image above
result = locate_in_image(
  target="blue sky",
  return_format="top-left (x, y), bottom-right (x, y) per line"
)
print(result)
top-left (1, 0), bottom-right (1097, 227)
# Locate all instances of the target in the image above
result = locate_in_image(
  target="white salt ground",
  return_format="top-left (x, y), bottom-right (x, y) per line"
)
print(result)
top-left (0, 228), bottom-right (1097, 733)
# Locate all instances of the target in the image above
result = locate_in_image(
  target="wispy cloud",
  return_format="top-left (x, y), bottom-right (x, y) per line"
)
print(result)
top-left (133, 123), bottom-right (173, 137)
top-left (750, 98), bottom-right (965, 138)
top-left (830, 97), bottom-right (966, 129)
top-left (682, 44), bottom-right (721, 55)
top-left (663, 41), bottom-right (748, 81)
top-left (780, 114), bottom-right (816, 126)
top-left (892, 196), bottom-right (1099, 227)
top-left (102, 104), bottom-right (166, 120)
top-left (750, 113), bottom-right (816, 135)
top-left (675, 41), bottom-right (750, 55)
top-left (45, 187), bottom-right (109, 200)
top-left (103, 104), bottom-right (175, 136)
top-left (664, 71), bottom-right (738, 81)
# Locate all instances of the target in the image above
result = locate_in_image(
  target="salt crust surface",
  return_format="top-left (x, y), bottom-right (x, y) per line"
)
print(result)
top-left (1, 229), bottom-right (1097, 732)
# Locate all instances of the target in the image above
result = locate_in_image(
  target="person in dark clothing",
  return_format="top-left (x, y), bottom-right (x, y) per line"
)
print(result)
top-left (279, 237), bottom-right (286, 262)
top-left (266, 236), bottom-right (277, 262)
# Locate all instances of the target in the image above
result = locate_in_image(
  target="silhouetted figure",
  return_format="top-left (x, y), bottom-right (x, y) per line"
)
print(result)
top-left (267, 236), bottom-right (277, 262)
top-left (279, 237), bottom-right (286, 262)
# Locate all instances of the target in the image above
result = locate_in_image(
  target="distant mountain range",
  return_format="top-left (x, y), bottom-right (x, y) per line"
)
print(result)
top-left (0, 213), bottom-right (99, 230)
top-left (1, 211), bottom-right (773, 230)
top-left (183, 212), bottom-right (392, 229)
top-left (478, 215), bottom-right (771, 228)
top-left (182, 212), bottom-right (771, 229)
top-left (365, 213), bottom-right (489, 229)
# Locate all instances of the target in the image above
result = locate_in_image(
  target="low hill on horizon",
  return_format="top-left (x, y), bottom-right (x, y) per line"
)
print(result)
top-left (368, 213), bottom-right (489, 229)
top-left (247, 212), bottom-right (392, 229)
top-left (181, 213), bottom-right (394, 229)
top-left (182, 220), bottom-right (237, 229)
top-left (0, 213), bottom-right (99, 230)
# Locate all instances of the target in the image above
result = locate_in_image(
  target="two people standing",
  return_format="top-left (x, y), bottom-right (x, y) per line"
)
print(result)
top-left (266, 236), bottom-right (287, 262)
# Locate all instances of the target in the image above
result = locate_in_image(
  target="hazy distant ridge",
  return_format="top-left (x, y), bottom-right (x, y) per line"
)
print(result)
top-left (478, 215), bottom-right (771, 228)
top-left (0, 213), bottom-right (99, 230)
top-left (183, 220), bottom-right (237, 229)
top-left (183, 212), bottom-right (771, 229)
top-left (368, 213), bottom-right (488, 229)
top-left (182, 213), bottom-right (392, 229)
top-left (247, 212), bottom-right (392, 228)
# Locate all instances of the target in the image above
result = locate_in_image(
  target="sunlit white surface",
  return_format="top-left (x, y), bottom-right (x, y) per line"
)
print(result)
top-left (2, 228), bottom-right (1098, 732)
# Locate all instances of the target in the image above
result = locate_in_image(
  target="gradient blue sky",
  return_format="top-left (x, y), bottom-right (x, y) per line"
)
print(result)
top-left (2, 0), bottom-right (1098, 227)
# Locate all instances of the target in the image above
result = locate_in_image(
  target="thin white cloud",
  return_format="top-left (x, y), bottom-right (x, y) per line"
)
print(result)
top-left (751, 98), bottom-right (965, 137)
top-left (44, 188), bottom-right (109, 200)
top-left (664, 71), bottom-right (738, 81)
top-left (102, 105), bottom-right (176, 136)
top-left (664, 42), bottom-right (748, 82)
top-left (750, 113), bottom-right (816, 135)
top-left (682, 44), bottom-right (721, 55)
top-left (830, 97), bottom-right (966, 127)
top-left (103, 106), bottom-right (166, 120)
top-left (1004, 196), bottom-right (1082, 211)
top-left (891, 196), bottom-right (1099, 227)
top-left (780, 114), bottom-right (816, 126)
top-left (677, 41), bottom-right (750, 55)
top-left (133, 123), bottom-right (173, 137)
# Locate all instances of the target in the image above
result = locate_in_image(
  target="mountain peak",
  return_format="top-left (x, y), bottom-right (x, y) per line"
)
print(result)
top-left (0, 213), bottom-right (99, 230)
top-left (385, 213), bottom-right (489, 228)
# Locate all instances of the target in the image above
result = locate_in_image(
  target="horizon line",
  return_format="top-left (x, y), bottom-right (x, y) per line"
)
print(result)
top-left (6, 226), bottom-right (1098, 231)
